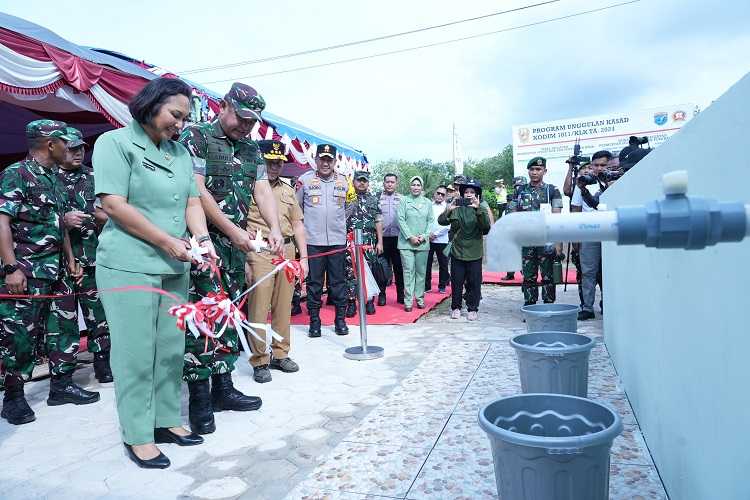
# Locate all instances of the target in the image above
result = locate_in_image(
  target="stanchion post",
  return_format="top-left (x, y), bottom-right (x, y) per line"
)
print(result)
top-left (344, 229), bottom-right (384, 360)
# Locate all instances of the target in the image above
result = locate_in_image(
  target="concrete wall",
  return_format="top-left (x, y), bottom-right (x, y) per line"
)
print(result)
top-left (601, 73), bottom-right (749, 500)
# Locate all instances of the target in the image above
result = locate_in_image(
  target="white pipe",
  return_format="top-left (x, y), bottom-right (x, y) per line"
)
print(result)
top-left (486, 211), bottom-right (619, 272)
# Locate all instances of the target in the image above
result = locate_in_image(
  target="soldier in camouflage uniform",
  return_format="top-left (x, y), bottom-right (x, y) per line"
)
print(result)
top-left (56, 127), bottom-right (113, 383)
top-left (178, 82), bottom-right (283, 435)
top-left (344, 171), bottom-right (384, 317)
top-left (0, 120), bottom-right (100, 426)
top-left (512, 157), bottom-right (563, 304)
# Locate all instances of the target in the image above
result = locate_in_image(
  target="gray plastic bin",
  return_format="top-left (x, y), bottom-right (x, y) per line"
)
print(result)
top-left (521, 303), bottom-right (578, 333)
top-left (511, 332), bottom-right (595, 397)
top-left (479, 393), bottom-right (623, 500)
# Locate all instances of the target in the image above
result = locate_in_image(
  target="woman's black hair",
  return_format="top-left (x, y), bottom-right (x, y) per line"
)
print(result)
top-left (128, 77), bottom-right (193, 125)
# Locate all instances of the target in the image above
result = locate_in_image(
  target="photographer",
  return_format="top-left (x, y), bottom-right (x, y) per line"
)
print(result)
top-left (438, 179), bottom-right (491, 321)
top-left (571, 150), bottom-right (613, 320)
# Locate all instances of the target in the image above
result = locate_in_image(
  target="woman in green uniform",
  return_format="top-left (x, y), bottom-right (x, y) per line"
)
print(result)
top-left (397, 176), bottom-right (434, 311)
top-left (93, 78), bottom-right (216, 469)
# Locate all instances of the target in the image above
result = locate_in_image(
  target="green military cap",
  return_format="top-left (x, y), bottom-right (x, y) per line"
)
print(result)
top-left (225, 82), bottom-right (266, 120)
top-left (353, 170), bottom-right (370, 181)
top-left (26, 120), bottom-right (76, 141)
top-left (527, 156), bottom-right (546, 168)
top-left (258, 140), bottom-right (288, 162)
top-left (65, 126), bottom-right (86, 149)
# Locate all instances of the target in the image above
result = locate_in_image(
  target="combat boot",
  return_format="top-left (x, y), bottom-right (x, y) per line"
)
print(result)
top-left (1, 384), bottom-right (35, 425)
top-left (291, 303), bottom-right (303, 316)
top-left (48, 372), bottom-right (100, 406)
top-left (188, 380), bottom-right (215, 434)
top-left (308, 308), bottom-right (322, 338)
top-left (211, 372), bottom-right (262, 412)
top-left (345, 299), bottom-right (357, 318)
top-left (377, 292), bottom-right (386, 306)
top-left (93, 351), bottom-right (113, 383)
top-left (334, 307), bottom-right (349, 336)
top-left (365, 299), bottom-right (376, 315)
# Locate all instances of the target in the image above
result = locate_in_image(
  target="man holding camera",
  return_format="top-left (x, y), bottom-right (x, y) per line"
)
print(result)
top-left (571, 150), bottom-right (612, 320)
top-left (514, 158), bottom-right (563, 305)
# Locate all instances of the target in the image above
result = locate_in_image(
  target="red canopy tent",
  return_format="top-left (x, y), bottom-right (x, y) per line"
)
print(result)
top-left (0, 13), bottom-right (368, 176)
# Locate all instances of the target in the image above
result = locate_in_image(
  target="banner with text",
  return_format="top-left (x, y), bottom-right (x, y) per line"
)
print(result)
top-left (512, 104), bottom-right (698, 200)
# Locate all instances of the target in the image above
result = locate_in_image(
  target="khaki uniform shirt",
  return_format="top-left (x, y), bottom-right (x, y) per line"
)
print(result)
top-left (247, 177), bottom-right (303, 240)
top-left (93, 121), bottom-right (200, 275)
top-left (295, 170), bottom-right (348, 246)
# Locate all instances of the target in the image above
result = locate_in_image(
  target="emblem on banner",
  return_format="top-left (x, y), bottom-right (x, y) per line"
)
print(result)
top-left (672, 110), bottom-right (686, 121)
top-left (654, 112), bottom-right (668, 126)
top-left (518, 127), bottom-right (531, 144)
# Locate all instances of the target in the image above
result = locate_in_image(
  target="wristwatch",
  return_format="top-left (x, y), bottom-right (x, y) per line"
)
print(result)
top-left (2, 263), bottom-right (19, 275)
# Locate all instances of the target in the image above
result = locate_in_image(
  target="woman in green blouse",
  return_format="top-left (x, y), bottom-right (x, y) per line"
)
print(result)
top-left (93, 78), bottom-right (216, 469)
top-left (397, 176), bottom-right (434, 311)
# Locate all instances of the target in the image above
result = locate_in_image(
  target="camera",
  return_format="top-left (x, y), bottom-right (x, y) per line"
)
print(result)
top-left (454, 198), bottom-right (472, 207)
top-left (578, 170), bottom-right (623, 186)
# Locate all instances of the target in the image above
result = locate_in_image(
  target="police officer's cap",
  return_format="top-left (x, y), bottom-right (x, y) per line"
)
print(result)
top-left (258, 140), bottom-right (288, 162)
top-left (316, 144), bottom-right (337, 159)
top-left (527, 156), bottom-right (546, 169)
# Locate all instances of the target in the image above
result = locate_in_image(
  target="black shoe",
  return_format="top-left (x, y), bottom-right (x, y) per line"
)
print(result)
top-left (291, 303), bottom-right (303, 316)
top-left (334, 307), bottom-right (349, 336)
top-left (154, 427), bottom-right (204, 446)
top-left (523, 301), bottom-right (537, 306)
top-left (48, 373), bottom-right (100, 406)
top-left (188, 380), bottom-right (215, 435)
top-left (377, 292), bottom-right (386, 306)
top-left (365, 299), bottom-right (376, 315)
top-left (253, 365), bottom-right (272, 383)
top-left (270, 357), bottom-right (299, 373)
top-left (124, 444), bottom-right (170, 469)
top-left (1, 386), bottom-right (36, 425)
top-left (93, 351), bottom-right (113, 383)
top-left (502, 273), bottom-right (515, 280)
top-left (416, 301), bottom-right (425, 310)
top-left (211, 373), bottom-right (262, 412)
top-left (345, 300), bottom-right (357, 318)
top-left (308, 309), bottom-right (321, 338)
top-left (578, 310), bottom-right (596, 321)
top-left (404, 306), bottom-right (412, 312)
top-left (438, 287), bottom-right (446, 294)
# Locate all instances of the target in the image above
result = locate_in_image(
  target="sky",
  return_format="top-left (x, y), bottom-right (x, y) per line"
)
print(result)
top-left (3, 0), bottom-right (749, 164)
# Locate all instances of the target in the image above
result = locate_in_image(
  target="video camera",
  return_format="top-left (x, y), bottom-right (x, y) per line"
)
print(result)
top-left (619, 136), bottom-right (652, 171)
top-left (578, 170), bottom-right (623, 186)
top-left (565, 139), bottom-right (590, 173)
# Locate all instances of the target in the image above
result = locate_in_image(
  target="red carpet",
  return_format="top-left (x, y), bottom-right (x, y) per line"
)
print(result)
top-left (289, 278), bottom-right (451, 326)
top-left (483, 269), bottom-right (578, 285)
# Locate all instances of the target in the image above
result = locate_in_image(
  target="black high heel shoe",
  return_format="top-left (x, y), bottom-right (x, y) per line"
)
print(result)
top-left (154, 427), bottom-right (204, 446)
top-left (124, 444), bottom-right (170, 469)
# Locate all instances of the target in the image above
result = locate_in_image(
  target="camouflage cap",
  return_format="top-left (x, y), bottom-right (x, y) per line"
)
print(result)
top-left (26, 120), bottom-right (76, 141)
top-left (225, 82), bottom-right (265, 120)
top-left (316, 143), bottom-right (337, 159)
top-left (527, 156), bottom-right (546, 169)
top-left (353, 170), bottom-right (370, 181)
top-left (258, 140), bottom-right (288, 162)
top-left (65, 126), bottom-right (86, 149)
top-left (513, 176), bottom-right (528, 186)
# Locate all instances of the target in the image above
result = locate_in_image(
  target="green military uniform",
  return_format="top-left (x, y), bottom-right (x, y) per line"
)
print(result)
top-left (514, 158), bottom-right (563, 304)
top-left (345, 171), bottom-right (382, 302)
top-left (0, 123), bottom-right (82, 390)
top-left (93, 118), bottom-right (199, 445)
top-left (178, 118), bottom-right (265, 382)
top-left (56, 129), bottom-right (110, 356)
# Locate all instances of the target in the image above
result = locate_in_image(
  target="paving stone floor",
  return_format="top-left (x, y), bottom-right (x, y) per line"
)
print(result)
top-left (0, 285), bottom-right (667, 499)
